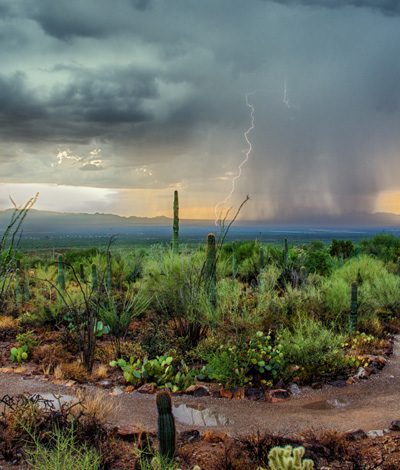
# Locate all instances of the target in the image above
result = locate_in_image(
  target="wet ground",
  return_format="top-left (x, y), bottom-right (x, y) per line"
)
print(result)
top-left (0, 337), bottom-right (399, 436)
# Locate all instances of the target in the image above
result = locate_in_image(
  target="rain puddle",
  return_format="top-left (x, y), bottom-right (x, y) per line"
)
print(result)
top-left (173, 403), bottom-right (231, 427)
top-left (303, 398), bottom-right (351, 410)
top-left (36, 393), bottom-right (75, 410)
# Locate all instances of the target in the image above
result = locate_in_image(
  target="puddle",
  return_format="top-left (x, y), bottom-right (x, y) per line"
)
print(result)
top-left (36, 393), bottom-right (75, 410)
top-left (303, 398), bottom-right (351, 410)
top-left (173, 403), bottom-right (231, 427)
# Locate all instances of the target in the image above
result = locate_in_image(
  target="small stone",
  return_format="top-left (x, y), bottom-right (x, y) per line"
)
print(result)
top-left (327, 379), bottom-right (347, 388)
top-left (344, 429), bottom-right (367, 441)
top-left (266, 389), bottom-right (290, 403)
top-left (220, 388), bottom-right (233, 399)
top-left (98, 380), bottom-right (112, 388)
top-left (232, 387), bottom-right (245, 400)
top-left (311, 382), bottom-right (323, 390)
top-left (245, 387), bottom-right (264, 401)
top-left (137, 383), bottom-right (156, 394)
top-left (179, 429), bottom-right (201, 444)
top-left (355, 367), bottom-right (369, 379)
top-left (185, 385), bottom-right (210, 397)
top-left (390, 420), bottom-right (400, 431)
top-left (288, 383), bottom-right (301, 396)
top-left (367, 429), bottom-right (388, 438)
top-left (203, 431), bottom-right (228, 443)
top-left (124, 385), bottom-right (135, 393)
top-left (116, 425), bottom-right (150, 441)
top-left (65, 380), bottom-right (76, 387)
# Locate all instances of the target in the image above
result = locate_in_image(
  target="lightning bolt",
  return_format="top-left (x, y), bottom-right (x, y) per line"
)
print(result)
top-left (283, 77), bottom-right (291, 109)
top-left (214, 92), bottom-right (255, 225)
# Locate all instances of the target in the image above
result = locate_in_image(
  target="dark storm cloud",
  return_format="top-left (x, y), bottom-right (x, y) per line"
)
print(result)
top-left (270, 0), bottom-right (400, 15)
top-left (1, 0), bottom-right (400, 218)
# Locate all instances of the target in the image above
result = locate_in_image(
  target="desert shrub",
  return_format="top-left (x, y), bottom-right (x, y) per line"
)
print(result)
top-left (143, 251), bottom-right (212, 346)
top-left (302, 241), bottom-right (334, 276)
top-left (203, 331), bottom-right (284, 388)
top-left (360, 233), bottom-right (400, 263)
top-left (329, 239), bottom-right (355, 259)
top-left (26, 427), bottom-right (102, 470)
top-left (279, 318), bottom-right (348, 383)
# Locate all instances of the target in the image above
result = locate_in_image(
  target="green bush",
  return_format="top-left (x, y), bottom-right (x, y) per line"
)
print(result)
top-left (279, 318), bottom-right (348, 383)
top-left (360, 234), bottom-right (400, 263)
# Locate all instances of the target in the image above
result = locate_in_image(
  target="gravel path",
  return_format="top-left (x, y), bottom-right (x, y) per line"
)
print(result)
top-left (0, 337), bottom-right (399, 436)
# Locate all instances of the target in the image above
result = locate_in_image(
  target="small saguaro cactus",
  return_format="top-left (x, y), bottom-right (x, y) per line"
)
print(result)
top-left (205, 233), bottom-right (217, 307)
top-left (283, 238), bottom-right (289, 266)
top-left (350, 282), bottom-right (358, 334)
top-left (259, 245), bottom-right (265, 271)
top-left (268, 445), bottom-right (314, 470)
top-left (57, 255), bottom-right (65, 291)
top-left (91, 263), bottom-right (98, 292)
top-left (156, 391), bottom-right (176, 460)
top-left (79, 263), bottom-right (85, 282)
top-left (106, 251), bottom-right (112, 292)
top-left (172, 190), bottom-right (179, 253)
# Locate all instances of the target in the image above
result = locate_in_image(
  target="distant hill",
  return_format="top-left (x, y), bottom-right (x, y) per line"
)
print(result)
top-left (0, 208), bottom-right (400, 235)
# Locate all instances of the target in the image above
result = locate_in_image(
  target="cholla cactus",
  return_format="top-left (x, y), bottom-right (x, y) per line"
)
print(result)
top-left (268, 445), bottom-right (314, 470)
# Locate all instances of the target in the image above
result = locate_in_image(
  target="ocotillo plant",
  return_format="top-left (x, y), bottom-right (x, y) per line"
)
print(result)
top-left (350, 282), bottom-right (358, 334)
top-left (156, 391), bottom-right (176, 460)
top-left (57, 255), bottom-right (65, 291)
top-left (106, 251), bottom-right (112, 292)
top-left (205, 233), bottom-right (217, 307)
top-left (172, 190), bottom-right (179, 253)
top-left (91, 264), bottom-right (98, 292)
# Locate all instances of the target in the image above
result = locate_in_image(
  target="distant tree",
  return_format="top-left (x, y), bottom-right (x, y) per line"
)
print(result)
top-left (360, 234), bottom-right (400, 263)
top-left (329, 239), bottom-right (355, 259)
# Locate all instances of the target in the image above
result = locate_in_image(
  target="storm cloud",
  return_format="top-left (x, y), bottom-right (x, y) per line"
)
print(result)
top-left (1, 0), bottom-right (400, 219)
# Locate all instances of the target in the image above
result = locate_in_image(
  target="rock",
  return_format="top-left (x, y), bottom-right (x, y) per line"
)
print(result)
top-left (346, 376), bottom-right (357, 385)
top-left (220, 388), bottom-right (233, 399)
top-left (179, 429), bottom-right (201, 444)
top-left (185, 385), bottom-right (211, 397)
top-left (288, 383), bottom-right (301, 396)
top-left (367, 429), bottom-right (388, 438)
top-left (115, 425), bottom-right (153, 442)
top-left (344, 429), bottom-right (367, 441)
top-left (232, 387), bottom-right (245, 400)
top-left (137, 383), bottom-right (156, 394)
top-left (327, 379), bottom-right (347, 388)
top-left (65, 380), bottom-right (76, 387)
top-left (245, 387), bottom-right (264, 401)
top-left (98, 380), bottom-right (112, 388)
top-left (355, 367), bottom-right (370, 379)
top-left (390, 420), bottom-right (400, 431)
top-left (311, 382), bottom-right (323, 390)
top-left (265, 389), bottom-right (290, 403)
top-left (124, 385), bottom-right (135, 393)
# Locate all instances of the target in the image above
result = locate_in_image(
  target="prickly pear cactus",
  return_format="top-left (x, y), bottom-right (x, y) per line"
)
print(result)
top-left (156, 391), bottom-right (176, 460)
top-left (268, 445), bottom-right (314, 470)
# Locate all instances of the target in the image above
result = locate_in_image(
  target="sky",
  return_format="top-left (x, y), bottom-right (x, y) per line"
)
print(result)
top-left (1, 0), bottom-right (400, 220)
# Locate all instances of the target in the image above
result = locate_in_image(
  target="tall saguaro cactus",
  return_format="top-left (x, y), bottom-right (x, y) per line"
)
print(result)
top-left (172, 190), bottom-right (179, 253)
top-left (57, 255), bottom-right (65, 291)
top-left (205, 233), bottom-right (217, 307)
top-left (350, 282), bottom-right (358, 334)
top-left (156, 391), bottom-right (176, 460)
top-left (91, 264), bottom-right (98, 292)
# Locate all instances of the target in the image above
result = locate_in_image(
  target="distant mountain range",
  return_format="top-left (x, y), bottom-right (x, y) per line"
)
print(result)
top-left (0, 208), bottom-right (400, 235)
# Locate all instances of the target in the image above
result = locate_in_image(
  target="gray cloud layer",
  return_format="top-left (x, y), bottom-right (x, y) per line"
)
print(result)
top-left (1, 0), bottom-right (400, 218)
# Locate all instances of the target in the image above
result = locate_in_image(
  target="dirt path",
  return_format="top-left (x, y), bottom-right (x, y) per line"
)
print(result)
top-left (1, 337), bottom-right (399, 437)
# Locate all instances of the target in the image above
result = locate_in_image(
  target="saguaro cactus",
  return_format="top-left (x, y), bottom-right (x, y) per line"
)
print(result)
top-left (350, 282), bottom-right (358, 333)
top-left (57, 255), bottom-right (65, 291)
top-left (172, 190), bottom-right (179, 253)
top-left (91, 264), bottom-right (98, 292)
top-left (205, 233), bottom-right (217, 307)
top-left (156, 391), bottom-right (176, 460)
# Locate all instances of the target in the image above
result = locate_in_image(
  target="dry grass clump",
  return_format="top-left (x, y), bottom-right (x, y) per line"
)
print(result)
top-left (32, 343), bottom-right (73, 372)
top-left (0, 316), bottom-right (18, 331)
top-left (91, 364), bottom-right (109, 380)
top-left (75, 389), bottom-right (118, 422)
top-left (54, 361), bottom-right (88, 383)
